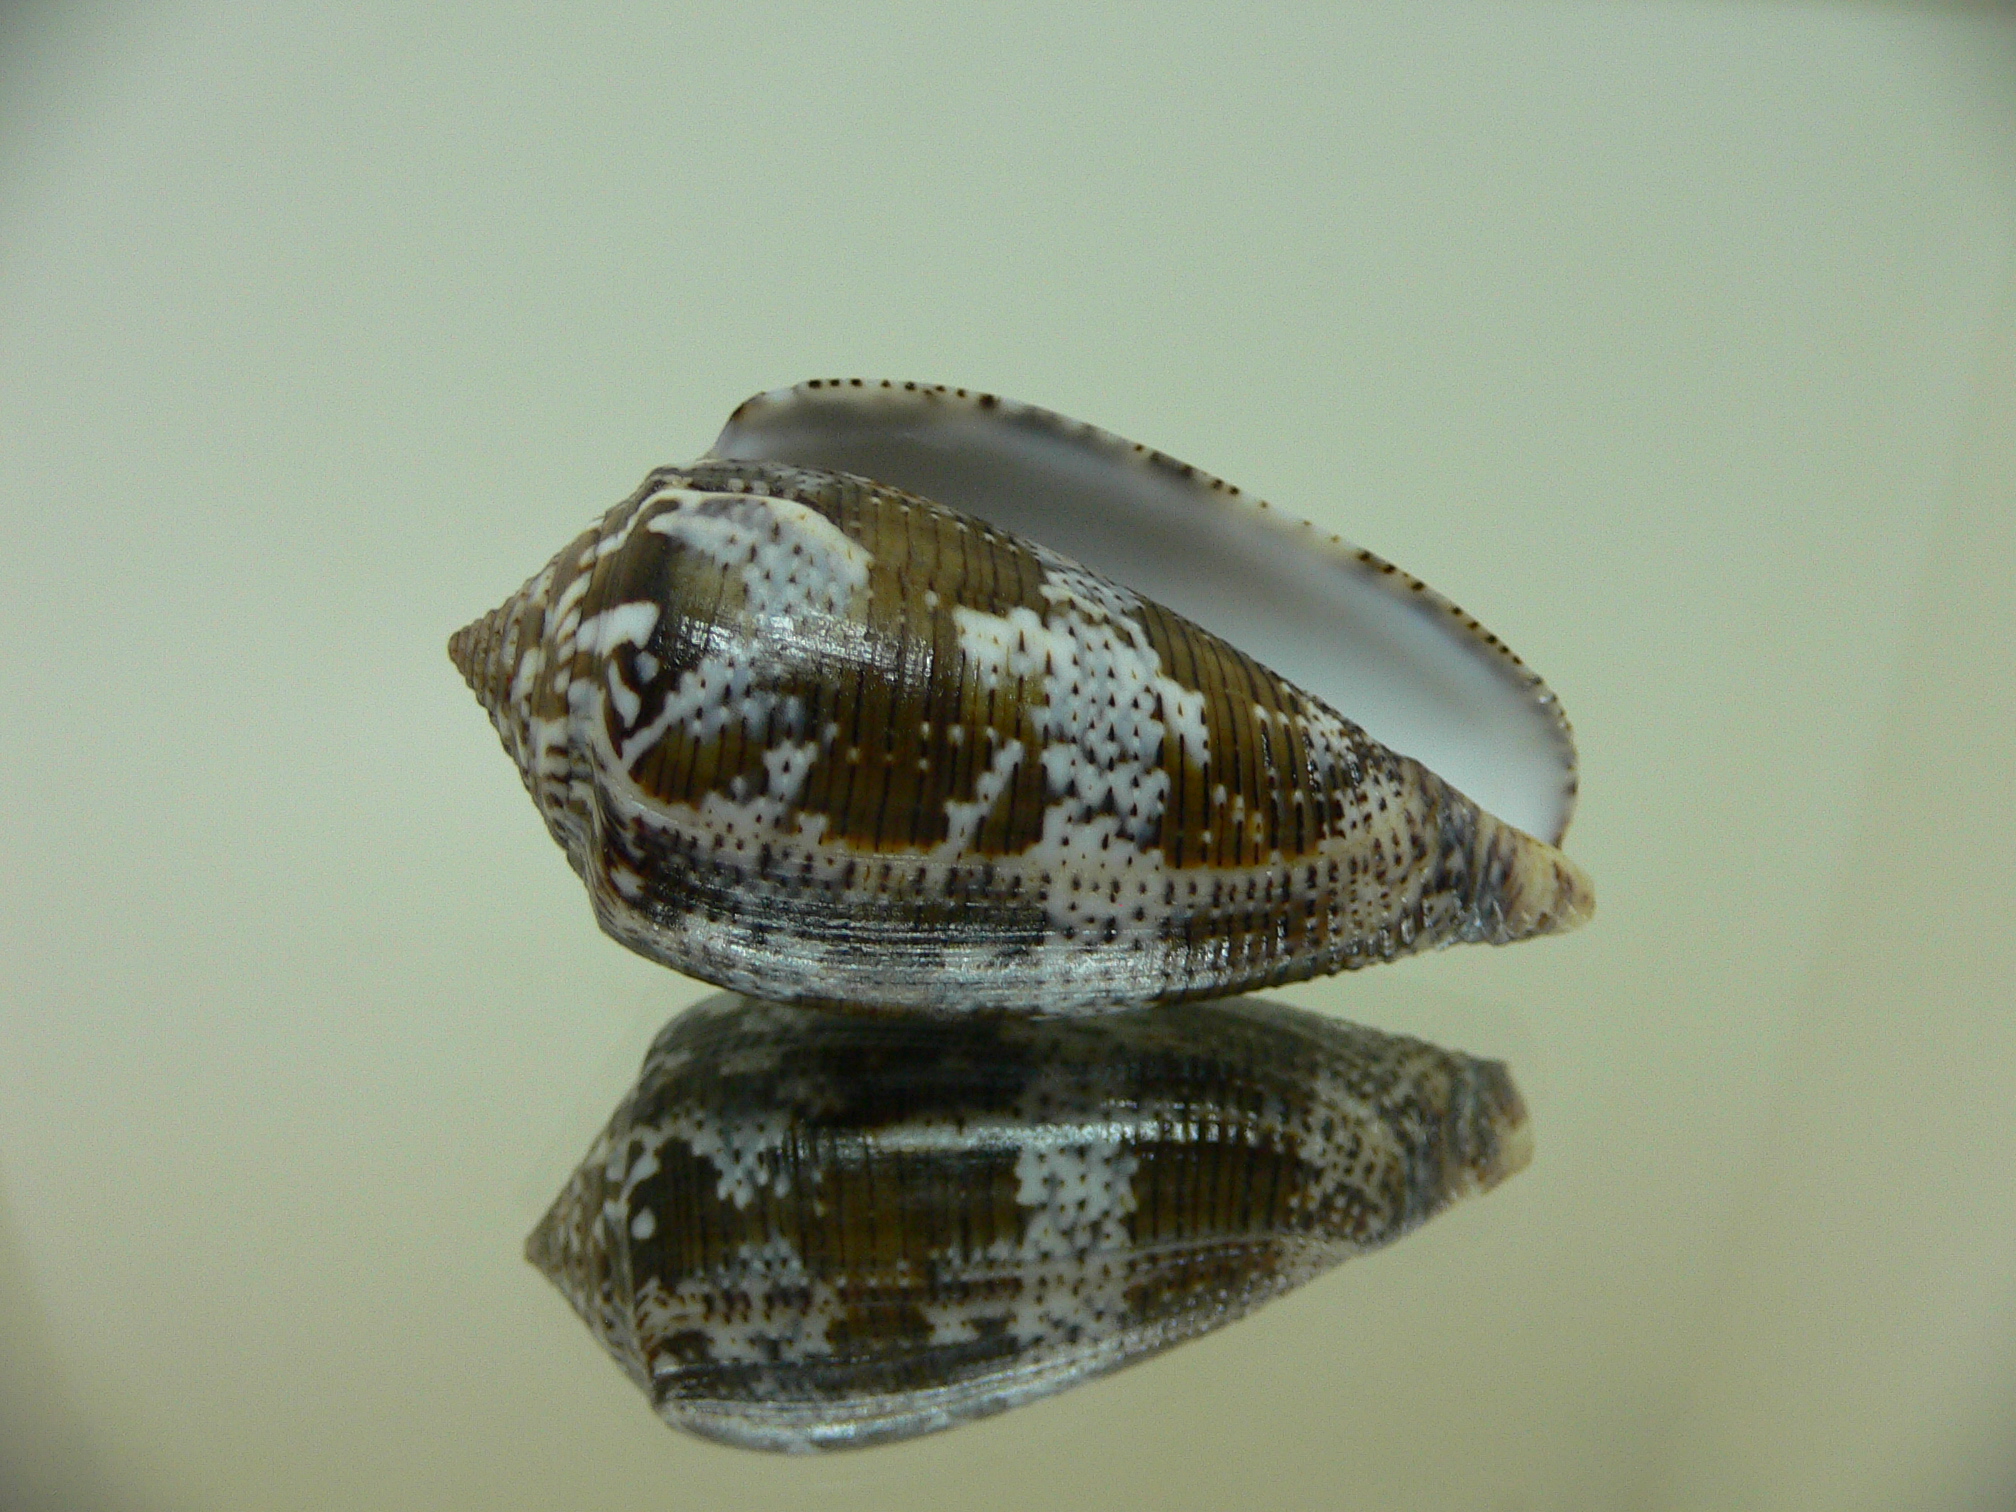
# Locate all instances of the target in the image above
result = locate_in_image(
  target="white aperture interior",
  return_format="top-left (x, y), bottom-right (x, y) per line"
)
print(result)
top-left (711, 387), bottom-right (1578, 844)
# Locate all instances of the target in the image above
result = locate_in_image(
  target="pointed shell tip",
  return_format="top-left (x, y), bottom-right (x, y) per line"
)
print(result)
top-left (447, 621), bottom-right (478, 685)
top-left (448, 606), bottom-right (511, 711)
top-left (1462, 1059), bottom-right (1533, 1192)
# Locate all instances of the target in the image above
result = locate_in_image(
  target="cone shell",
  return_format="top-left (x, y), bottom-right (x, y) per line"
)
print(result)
top-left (527, 992), bottom-right (1532, 1451)
top-left (450, 385), bottom-right (1592, 1014)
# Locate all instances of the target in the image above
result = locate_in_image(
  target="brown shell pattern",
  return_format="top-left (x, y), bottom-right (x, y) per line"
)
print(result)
top-left (527, 993), bottom-right (1531, 1451)
top-left (450, 453), bottom-right (1591, 1013)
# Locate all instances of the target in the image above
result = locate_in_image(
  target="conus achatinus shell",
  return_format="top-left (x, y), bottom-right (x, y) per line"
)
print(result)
top-left (450, 382), bottom-right (1592, 1013)
top-left (526, 993), bottom-right (1531, 1451)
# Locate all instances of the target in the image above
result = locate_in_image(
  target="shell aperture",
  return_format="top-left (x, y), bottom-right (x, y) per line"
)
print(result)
top-left (527, 992), bottom-right (1532, 1451)
top-left (450, 386), bottom-right (1593, 1013)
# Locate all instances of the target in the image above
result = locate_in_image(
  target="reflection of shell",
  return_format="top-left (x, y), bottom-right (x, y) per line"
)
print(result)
top-left (450, 382), bottom-right (1592, 1013)
top-left (527, 993), bottom-right (1532, 1452)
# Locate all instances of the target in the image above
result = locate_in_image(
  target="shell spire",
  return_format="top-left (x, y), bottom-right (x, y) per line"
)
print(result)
top-left (447, 604), bottom-right (508, 708)
top-left (449, 586), bottom-right (567, 851)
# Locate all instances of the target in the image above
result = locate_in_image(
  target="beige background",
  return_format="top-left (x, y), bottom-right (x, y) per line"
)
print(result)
top-left (3, 4), bottom-right (2014, 1509)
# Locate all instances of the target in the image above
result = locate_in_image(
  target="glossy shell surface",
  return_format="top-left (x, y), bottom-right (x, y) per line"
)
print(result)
top-left (449, 383), bottom-right (1592, 1014)
top-left (527, 992), bottom-right (1531, 1451)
